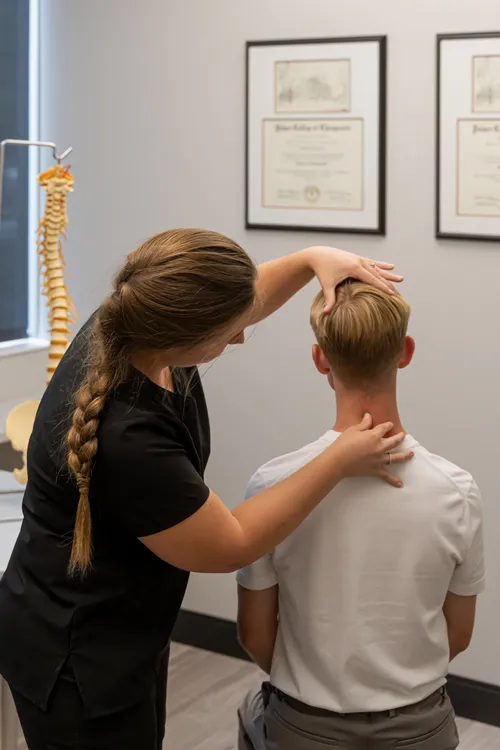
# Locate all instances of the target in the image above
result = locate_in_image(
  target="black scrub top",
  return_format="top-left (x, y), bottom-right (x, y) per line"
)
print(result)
top-left (0, 317), bottom-right (211, 717)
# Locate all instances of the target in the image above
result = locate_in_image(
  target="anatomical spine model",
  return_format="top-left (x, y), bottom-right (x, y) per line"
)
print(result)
top-left (37, 165), bottom-right (76, 381)
top-left (5, 165), bottom-right (75, 484)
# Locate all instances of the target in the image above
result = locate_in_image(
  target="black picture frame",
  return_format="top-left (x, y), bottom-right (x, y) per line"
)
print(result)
top-left (436, 32), bottom-right (500, 242)
top-left (245, 36), bottom-right (387, 236)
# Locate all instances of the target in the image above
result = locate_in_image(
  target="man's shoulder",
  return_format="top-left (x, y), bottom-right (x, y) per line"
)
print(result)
top-left (246, 430), bottom-right (339, 497)
top-left (411, 439), bottom-right (477, 500)
top-left (246, 431), bottom-right (338, 497)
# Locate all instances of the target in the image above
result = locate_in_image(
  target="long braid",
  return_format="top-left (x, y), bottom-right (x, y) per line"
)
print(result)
top-left (67, 319), bottom-right (119, 576)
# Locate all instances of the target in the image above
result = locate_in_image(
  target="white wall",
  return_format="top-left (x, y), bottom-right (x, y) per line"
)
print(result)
top-left (39, 0), bottom-right (500, 685)
top-left (0, 349), bottom-right (46, 409)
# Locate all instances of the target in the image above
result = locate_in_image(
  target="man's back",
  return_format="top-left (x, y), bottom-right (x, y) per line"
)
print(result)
top-left (238, 430), bottom-right (484, 713)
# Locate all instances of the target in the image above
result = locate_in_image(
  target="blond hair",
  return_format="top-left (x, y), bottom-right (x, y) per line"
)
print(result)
top-left (67, 229), bottom-right (256, 576)
top-left (310, 280), bottom-right (410, 384)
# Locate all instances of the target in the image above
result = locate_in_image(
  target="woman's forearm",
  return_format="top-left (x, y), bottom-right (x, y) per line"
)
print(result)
top-left (141, 438), bottom-right (345, 574)
top-left (251, 249), bottom-right (314, 324)
top-left (141, 419), bottom-right (408, 574)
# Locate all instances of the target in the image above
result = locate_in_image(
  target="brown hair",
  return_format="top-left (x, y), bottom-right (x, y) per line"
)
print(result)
top-left (67, 229), bottom-right (256, 576)
top-left (310, 280), bottom-right (411, 385)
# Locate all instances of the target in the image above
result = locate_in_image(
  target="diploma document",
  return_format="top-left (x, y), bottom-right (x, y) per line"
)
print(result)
top-left (457, 119), bottom-right (500, 218)
top-left (262, 118), bottom-right (363, 211)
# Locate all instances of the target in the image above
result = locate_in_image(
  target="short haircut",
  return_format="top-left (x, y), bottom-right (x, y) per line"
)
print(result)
top-left (310, 280), bottom-right (411, 384)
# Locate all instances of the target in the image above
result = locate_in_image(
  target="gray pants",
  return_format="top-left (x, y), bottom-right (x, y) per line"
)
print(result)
top-left (238, 683), bottom-right (459, 749)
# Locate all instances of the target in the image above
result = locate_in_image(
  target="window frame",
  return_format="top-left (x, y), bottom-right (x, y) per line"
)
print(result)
top-left (0, 0), bottom-right (47, 357)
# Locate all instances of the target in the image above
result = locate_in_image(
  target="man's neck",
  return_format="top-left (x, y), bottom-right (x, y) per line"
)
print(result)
top-left (333, 384), bottom-right (405, 437)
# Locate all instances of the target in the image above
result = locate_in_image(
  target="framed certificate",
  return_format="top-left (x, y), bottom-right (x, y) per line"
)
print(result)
top-left (437, 32), bottom-right (500, 241)
top-left (246, 36), bottom-right (387, 235)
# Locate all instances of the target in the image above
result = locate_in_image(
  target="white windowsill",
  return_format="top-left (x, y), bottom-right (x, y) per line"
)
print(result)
top-left (0, 337), bottom-right (48, 360)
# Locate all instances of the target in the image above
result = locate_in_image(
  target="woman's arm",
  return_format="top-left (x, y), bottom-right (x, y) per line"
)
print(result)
top-left (251, 246), bottom-right (404, 324)
top-left (140, 416), bottom-right (412, 573)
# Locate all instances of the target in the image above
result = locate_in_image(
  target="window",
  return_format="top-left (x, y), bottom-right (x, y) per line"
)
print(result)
top-left (0, 0), bottom-right (31, 343)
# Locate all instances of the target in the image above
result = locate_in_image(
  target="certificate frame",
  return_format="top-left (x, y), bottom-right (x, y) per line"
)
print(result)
top-left (246, 36), bottom-right (387, 235)
top-left (437, 32), bottom-right (500, 242)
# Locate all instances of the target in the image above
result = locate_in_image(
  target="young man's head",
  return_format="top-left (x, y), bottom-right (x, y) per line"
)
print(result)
top-left (310, 280), bottom-right (414, 393)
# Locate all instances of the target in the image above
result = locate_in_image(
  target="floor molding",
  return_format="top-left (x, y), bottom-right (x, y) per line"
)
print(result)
top-left (173, 608), bottom-right (249, 662)
top-left (446, 674), bottom-right (500, 728)
top-left (173, 610), bottom-right (500, 728)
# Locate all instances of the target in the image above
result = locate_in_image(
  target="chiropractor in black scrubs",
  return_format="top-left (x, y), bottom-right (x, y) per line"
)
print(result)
top-left (0, 229), bottom-right (411, 750)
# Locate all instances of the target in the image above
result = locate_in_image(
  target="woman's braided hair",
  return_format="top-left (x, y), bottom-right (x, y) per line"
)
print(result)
top-left (67, 229), bottom-right (256, 576)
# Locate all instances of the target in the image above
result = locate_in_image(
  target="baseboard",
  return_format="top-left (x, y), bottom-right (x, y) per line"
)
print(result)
top-left (173, 610), bottom-right (500, 728)
top-left (446, 673), bottom-right (500, 728)
top-left (173, 608), bottom-right (250, 662)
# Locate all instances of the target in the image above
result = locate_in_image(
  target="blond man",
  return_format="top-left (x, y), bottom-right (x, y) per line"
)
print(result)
top-left (236, 281), bottom-right (484, 750)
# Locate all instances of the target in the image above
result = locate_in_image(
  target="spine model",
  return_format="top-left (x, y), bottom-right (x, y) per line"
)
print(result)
top-left (37, 165), bottom-right (75, 382)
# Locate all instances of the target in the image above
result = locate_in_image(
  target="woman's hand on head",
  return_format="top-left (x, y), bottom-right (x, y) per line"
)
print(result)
top-left (305, 246), bottom-right (404, 312)
top-left (333, 414), bottom-right (413, 488)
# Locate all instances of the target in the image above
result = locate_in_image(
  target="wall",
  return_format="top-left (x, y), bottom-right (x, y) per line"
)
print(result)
top-left (0, 348), bottom-right (46, 410)
top-left (39, 0), bottom-right (500, 685)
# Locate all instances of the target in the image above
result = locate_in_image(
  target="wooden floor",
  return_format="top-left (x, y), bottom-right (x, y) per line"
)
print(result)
top-left (166, 643), bottom-right (500, 749)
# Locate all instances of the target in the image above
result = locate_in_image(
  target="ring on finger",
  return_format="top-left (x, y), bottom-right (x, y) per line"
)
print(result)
top-left (386, 452), bottom-right (393, 465)
top-left (368, 261), bottom-right (376, 269)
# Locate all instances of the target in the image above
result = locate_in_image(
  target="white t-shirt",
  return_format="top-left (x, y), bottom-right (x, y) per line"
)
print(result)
top-left (237, 432), bottom-right (485, 713)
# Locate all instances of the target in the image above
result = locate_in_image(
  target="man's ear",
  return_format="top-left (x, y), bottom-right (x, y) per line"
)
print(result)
top-left (398, 336), bottom-right (415, 370)
top-left (312, 344), bottom-right (332, 375)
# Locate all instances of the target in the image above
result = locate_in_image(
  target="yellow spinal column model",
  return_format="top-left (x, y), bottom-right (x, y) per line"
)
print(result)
top-left (37, 165), bottom-right (75, 382)
top-left (5, 165), bottom-right (75, 485)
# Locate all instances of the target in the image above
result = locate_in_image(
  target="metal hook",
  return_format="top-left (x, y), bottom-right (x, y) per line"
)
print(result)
top-left (53, 146), bottom-right (73, 164)
top-left (0, 139), bottom-right (74, 223)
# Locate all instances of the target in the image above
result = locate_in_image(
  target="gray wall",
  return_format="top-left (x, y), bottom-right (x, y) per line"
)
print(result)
top-left (37, 0), bottom-right (500, 685)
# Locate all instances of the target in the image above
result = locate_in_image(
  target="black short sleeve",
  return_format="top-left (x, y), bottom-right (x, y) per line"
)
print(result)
top-left (94, 415), bottom-right (210, 538)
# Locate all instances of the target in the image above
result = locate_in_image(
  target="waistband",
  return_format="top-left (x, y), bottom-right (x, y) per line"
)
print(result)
top-left (265, 683), bottom-right (447, 720)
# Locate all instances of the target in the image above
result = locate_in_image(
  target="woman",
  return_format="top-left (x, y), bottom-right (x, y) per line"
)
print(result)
top-left (0, 229), bottom-right (411, 750)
